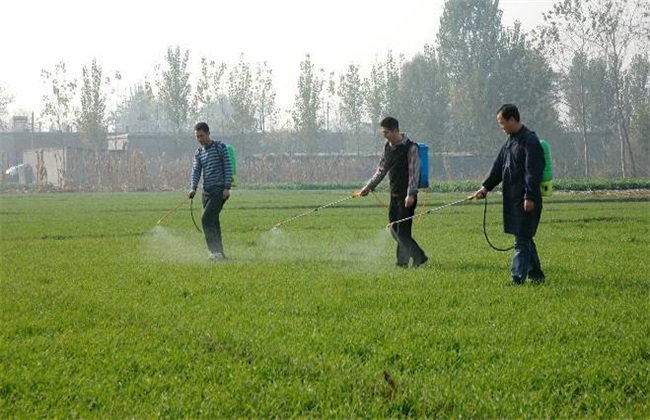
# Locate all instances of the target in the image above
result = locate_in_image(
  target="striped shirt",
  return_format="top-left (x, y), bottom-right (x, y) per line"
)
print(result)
top-left (191, 140), bottom-right (233, 192)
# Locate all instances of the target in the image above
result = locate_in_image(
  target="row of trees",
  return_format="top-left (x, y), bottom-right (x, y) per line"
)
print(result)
top-left (1, 0), bottom-right (648, 178)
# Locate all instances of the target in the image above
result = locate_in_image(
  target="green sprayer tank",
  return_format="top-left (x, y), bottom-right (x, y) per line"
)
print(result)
top-left (539, 139), bottom-right (552, 196)
top-left (226, 144), bottom-right (237, 188)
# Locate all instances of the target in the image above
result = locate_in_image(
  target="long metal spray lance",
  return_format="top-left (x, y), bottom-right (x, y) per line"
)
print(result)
top-left (156, 196), bottom-right (190, 226)
top-left (273, 194), bottom-right (358, 229)
top-left (386, 195), bottom-right (475, 229)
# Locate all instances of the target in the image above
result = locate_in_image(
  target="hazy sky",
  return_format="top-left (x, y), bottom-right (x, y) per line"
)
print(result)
top-left (2, 0), bottom-right (559, 117)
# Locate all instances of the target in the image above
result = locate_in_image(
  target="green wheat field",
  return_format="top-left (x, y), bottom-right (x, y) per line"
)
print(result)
top-left (1, 189), bottom-right (648, 418)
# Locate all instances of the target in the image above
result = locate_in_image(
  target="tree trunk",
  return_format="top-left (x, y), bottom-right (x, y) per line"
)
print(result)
top-left (580, 101), bottom-right (590, 178)
top-left (578, 65), bottom-right (590, 178)
top-left (618, 121), bottom-right (627, 177)
top-left (615, 90), bottom-right (637, 178)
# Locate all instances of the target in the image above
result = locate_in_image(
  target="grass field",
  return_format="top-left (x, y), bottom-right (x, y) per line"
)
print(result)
top-left (1, 189), bottom-right (648, 417)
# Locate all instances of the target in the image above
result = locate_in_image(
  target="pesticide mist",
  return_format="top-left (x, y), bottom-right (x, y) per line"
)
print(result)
top-left (143, 223), bottom-right (394, 269)
top-left (230, 227), bottom-right (394, 270)
top-left (143, 226), bottom-right (208, 264)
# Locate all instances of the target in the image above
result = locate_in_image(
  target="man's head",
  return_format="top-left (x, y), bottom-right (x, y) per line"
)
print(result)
top-left (194, 122), bottom-right (211, 146)
top-left (380, 116), bottom-right (401, 143)
top-left (496, 104), bottom-right (522, 135)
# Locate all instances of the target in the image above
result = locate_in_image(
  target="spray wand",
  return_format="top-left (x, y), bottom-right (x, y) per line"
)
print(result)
top-left (273, 193), bottom-right (360, 230)
top-left (386, 195), bottom-right (475, 229)
top-left (156, 196), bottom-right (190, 226)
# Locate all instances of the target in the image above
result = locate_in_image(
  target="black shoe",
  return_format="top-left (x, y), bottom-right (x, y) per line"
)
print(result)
top-left (413, 256), bottom-right (428, 268)
top-left (396, 262), bottom-right (409, 269)
top-left (511, 276), bottom-right (525, 285)
top-left (530, 275), bottom-right (545, 285)
top-left (528, 269), bottom-right (545, 284)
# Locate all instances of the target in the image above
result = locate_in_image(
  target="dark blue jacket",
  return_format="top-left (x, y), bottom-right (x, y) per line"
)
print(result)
top-left (483, 125), bottom-right (545, 237)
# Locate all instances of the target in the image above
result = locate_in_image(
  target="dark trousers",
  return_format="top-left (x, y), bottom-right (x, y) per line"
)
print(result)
top-left (512, 235), bottom-right (543, 280)
top-left (389, 195), bottom-right (427, 267)
top-left (202, 189), bottom-right (226, 255)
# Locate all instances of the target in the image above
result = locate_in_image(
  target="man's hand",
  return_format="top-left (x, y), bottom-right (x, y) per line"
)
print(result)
top-left (524, 199), bottom-right (534, 212)
top-left (188, 189), bottom-right (196, 199)
top-left (405, 195), bottom-right (415, 208)
top-left (359, 187), bottom-right (370, 197)
top-left (223, 189), bottom-right (231, 201)
top-left (472, 186), bottom-right (488, 200)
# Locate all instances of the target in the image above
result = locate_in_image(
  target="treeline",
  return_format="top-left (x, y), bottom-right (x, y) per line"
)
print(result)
top-left (5, 0), bottom-right (650, 179)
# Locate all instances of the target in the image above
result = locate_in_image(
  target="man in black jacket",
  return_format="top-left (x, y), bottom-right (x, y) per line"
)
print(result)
top-left (474, 104), bottom-right (546, 284)
top-left (360, 117), bottom-right (428, 268)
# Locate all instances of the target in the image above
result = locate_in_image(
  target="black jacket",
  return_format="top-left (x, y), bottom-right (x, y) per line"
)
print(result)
top-left (483, 125), bottom-right (545, 237)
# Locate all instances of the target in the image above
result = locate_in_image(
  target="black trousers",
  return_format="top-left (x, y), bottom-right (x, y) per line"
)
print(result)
top-left (389, 195), bottom-right (426, 267)
top-left (202, 189), bottom-right (226, 255)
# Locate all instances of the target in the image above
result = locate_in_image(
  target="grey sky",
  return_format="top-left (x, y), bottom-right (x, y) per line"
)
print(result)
top-left (1, 0), bottom-right (559, 117)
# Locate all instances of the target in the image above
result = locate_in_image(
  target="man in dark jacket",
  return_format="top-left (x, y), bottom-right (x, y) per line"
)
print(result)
top-left (359, 117), bottom-right (428, 268)
top-left (473, 104), bottom-right (546, 284)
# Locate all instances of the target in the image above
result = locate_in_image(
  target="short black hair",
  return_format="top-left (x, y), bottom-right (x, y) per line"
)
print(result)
top-left (194, 122), bottom-right (210, 133)
top-left (380, 116), bottom-right (399, 131)
top-left (497, 104), bottom-right (520, 122)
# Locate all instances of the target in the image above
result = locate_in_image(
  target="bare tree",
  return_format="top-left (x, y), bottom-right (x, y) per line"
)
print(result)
top-left (253, 61), bottom-right (277, 134)
top-left (156, 45), bottom-right (193, 148)
top-left (588, 0), bottom-right (649, 177)
top-left (0, 83), bottom-right (13, 130)
top-left (537, 0), bottom-right (650, 177)
top-left (363, 60), bottom-right (387, 153)
top-left (41, 61), bottom-right (77, 133)
top-left (228, 54), bottom-right (257, 147)
top-left (292, 54), bottom-right (324, 154)
top-left (77, 58), bottom-right (109, 149)
top-left (195, 57), bottom-right (227, 128)
top-left (338, 64), bottom-right (365, 155)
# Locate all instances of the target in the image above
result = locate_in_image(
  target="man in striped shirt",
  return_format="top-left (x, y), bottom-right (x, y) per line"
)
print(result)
top-left (188, 122), bottom-right (233, 260)
top-left (359, 117), bottom-right (428, 268)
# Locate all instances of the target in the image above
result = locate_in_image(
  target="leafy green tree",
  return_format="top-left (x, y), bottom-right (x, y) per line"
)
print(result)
top-left (494, 22), bottom-right (565, 175)
top-left (338, 64), bottom-right (365, 154)
top-left (497, 23), bottom-right (558, 128)
top-left (41, 61), bottom-right (77, 132)
top-left (398, 44), bottom-right (448, 147)
top-left (292, 54), bottom-right (324, 153)
top-left (156, 45), bottom-right (193, 147)
top-left (437, 0), bottom-right (503, 153)
top-left (76, 58), bottom-right (109, 149)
